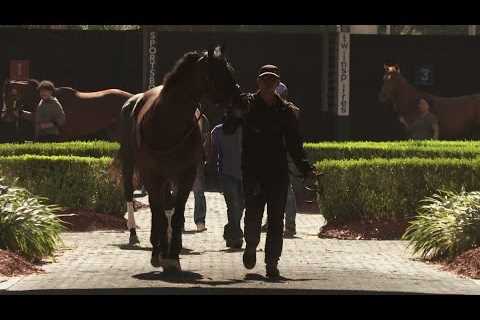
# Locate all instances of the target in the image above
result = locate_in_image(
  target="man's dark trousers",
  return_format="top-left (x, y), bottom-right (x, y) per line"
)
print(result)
top-left (243, 172), bottom-right (289, 265)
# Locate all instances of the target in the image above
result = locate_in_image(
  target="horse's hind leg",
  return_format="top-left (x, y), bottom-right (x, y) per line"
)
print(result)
top-left (121, 154), bottom-right (140, 245)
top-left (119, 108), bottom-right (139, 245)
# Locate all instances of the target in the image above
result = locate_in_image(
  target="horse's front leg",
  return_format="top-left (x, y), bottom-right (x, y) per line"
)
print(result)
top-left (158, 179), bottom-right (189, 272)
top-left (169, 167), bottom-right (197, 259)
top-left (148, 186), bottom-right (169, 268)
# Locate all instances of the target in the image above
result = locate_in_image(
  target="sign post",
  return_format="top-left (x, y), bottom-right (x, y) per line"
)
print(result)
top-left (335, 32), bottom-right (350, 140)
top-left (143, 26), bottom-right (159, 91)
top-left (337, 32), bottom-right (350, 117)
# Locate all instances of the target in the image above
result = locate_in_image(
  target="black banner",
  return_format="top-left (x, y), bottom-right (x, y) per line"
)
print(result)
top-left (143, 27), bottom-right (160, 91)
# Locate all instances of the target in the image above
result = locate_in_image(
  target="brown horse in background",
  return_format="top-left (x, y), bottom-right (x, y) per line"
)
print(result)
top-left (1, 79), bottom-right (133, 141)
top-left (113, 46), bottom-right (241, 272)
top-left (379, 64), bottom-right (480, 139)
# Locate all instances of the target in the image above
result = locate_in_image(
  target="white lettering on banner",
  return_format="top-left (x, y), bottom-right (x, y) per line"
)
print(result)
top-left (148, 31), bottom-right (157, 89)
top-left (337, 32), bottom-right (350, 116)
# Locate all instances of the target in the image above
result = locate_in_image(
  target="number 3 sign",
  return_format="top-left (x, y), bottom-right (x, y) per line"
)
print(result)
top-left (415, 65), bottom-right (433, 86)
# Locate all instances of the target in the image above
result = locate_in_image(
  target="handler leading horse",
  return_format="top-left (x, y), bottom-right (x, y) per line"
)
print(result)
top-left (114, 46), bottom-right (241, 272)
top-left (1, 79), bottom-right (133, 141)
top-left (379, 64), bottom-right (480, 139)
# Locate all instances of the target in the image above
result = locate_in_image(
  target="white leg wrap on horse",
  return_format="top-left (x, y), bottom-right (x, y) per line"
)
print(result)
top-left (127, 202), bottom-right (136, 230)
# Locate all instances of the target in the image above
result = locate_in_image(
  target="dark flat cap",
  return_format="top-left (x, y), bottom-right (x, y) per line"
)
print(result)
top-left (258, 64), bottom-right (280, 79)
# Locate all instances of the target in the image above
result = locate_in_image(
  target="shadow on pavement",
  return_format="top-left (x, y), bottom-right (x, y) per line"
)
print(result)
top-left (244, 273), bottom-right (319, 284)
top-left (180, 248), bottom-right (202, 255)
top-left (218, 248), bottom-right (244, 253)
top-left (182, 230), bottom-right (200, 235)
top-left (283, 235), bottom-right (302, 240)
top-left (1, 287), bottom-right (430, 295)
top-left (132, 271), bottom-right (244, 287)
top-left (112, 245), bottom-right (202, 256)
top-left (114, 244), bottom-right (151, 251)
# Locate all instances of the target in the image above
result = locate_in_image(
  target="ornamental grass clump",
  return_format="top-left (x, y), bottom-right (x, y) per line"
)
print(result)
top-left (402, 190), bottom-right (480, 260)
top-left (0, 181), bottom-right (66, 261)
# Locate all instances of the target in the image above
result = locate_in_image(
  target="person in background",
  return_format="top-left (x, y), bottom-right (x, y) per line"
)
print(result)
top-left (34, 80), bottom-right (65, 142)
top-left (399, 97), bottom-right (440, 140)
top-left (211, 109), bottom-right (244, 249)
top-left (261, 80), bottom-right (300, 237)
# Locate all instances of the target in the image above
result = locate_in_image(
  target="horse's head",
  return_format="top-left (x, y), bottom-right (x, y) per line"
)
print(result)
top-left (197, 45), bottom-right (241, 106)
top-left (379, 64), bottom-right (402, 105)
top-left (2, 79), bottom-right (27, 122)
top-left (2, 79), bottom-right (40, 116)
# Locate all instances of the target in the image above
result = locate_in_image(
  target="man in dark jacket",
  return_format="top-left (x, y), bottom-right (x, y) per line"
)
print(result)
top-left (240, 65), bottom-right (315, 279)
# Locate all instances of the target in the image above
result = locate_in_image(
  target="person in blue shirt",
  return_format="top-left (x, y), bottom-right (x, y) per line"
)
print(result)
top-left (211, 109), bottom-right (244, 248)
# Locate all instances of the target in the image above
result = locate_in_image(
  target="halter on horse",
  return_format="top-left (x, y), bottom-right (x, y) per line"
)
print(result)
top-left (115, 45), bottom-right (241, 272)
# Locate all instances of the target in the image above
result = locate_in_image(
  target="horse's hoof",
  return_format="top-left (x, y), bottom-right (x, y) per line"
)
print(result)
top-left (129, 234), bottom-right (140, 246)
top-left (150, 254), bottom-right (164, 268)
top-left (162, 259), bottom-right (181, 273)
top-left (230, 239), bottom-right (244, 249)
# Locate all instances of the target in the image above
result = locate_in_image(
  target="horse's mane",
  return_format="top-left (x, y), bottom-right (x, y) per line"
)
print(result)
top-left (162, 51), bottom-right (205, 93)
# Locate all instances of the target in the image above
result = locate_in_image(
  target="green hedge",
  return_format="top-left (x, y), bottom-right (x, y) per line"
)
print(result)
top-left (0, 155), bottom-right (124, 214)
top-left (305, 141), bottom-right (480, 163)
top-left (314, 157), bottom-right (480, 223)
top-left (0, 141), bottom-right (119, 158)
top-left (2, 140), bottom-right (479, 162)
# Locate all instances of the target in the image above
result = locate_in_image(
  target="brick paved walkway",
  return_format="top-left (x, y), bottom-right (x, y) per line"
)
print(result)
top-left (2, 192), bottom-right (480, 294)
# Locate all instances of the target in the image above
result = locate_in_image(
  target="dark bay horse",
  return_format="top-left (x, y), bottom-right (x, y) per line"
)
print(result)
top-left (1, 79), bottom-right (133, 141)
top-left (379, 64), bottom-right (480, 139)
top-left (113, 46), bottom-right (241, 272)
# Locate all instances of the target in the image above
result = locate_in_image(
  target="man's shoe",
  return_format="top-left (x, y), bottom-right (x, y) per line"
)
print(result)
top-left (266, 264), bottom-right (280, 280)
top-left (243, 247), bottom-right (256, 269)
top-left (284, 228), bottom-right (296, 238)
top-left (227, 238), bottom-right (243, 249)
top-left (196, 223), bottom-right (207, 232)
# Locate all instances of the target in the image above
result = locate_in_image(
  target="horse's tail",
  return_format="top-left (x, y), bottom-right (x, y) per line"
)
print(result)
top-left (107, 152), bottom-right (123, 188)
top-left (108, 94), bottom-right (143, 191)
